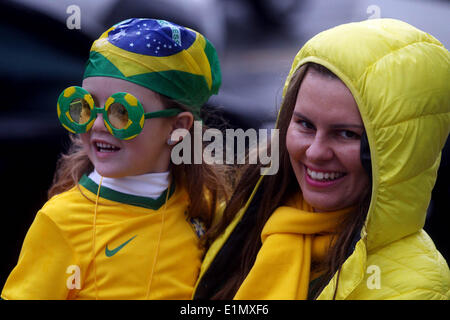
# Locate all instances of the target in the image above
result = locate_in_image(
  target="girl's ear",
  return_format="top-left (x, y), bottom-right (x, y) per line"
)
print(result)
top-left (167, 112), bottom-right (194, 146)
top-left (172, 111), bottom-right (194, 131)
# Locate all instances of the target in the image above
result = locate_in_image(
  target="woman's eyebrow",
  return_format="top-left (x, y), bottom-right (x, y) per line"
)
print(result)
top-left (293, 111), bottom-right (312, 122)
top-left (330, 123), bottom-right (364, 129)
top-left (293, 111), bottom-right (363, 129)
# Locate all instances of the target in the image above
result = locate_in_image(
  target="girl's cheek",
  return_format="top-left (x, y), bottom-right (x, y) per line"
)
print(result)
top-left (80, 133), bottom-right (90, 147)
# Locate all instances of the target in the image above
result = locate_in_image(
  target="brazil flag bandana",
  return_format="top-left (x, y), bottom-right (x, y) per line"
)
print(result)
top-left (84, 18), bottom-right (221, 118)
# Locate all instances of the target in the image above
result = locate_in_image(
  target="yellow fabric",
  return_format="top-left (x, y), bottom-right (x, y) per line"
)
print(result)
top-left (195, 19), bottom-right (450, 300)
top-left (234, 195), bottom-right (351, 300)
top-left (193, 174), bottom-right (265, 296)
top-left (2, 182), bottom-right (203, 300)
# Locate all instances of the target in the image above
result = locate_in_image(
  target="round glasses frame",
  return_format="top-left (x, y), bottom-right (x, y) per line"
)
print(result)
top-left (57, 86), bottom-right (182, 140)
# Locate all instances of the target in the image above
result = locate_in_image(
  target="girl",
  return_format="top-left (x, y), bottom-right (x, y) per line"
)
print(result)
top-left (2, 18), bottom-right (229, 299)
top-left (194, 19), bottom-right (450, 300)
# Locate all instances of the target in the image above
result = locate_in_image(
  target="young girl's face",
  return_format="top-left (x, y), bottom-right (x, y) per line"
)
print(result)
top-left (286, 69), bottom-right (370, 212)
top-left (80, 77), bottom-right (174, 178)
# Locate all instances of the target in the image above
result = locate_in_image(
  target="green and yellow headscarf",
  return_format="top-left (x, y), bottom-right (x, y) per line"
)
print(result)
top-left (84, 18), bottom-right (221, 118)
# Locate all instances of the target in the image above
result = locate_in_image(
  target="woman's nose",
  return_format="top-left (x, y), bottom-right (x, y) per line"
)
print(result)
top-left (305, 135), bottom-right (334, 162)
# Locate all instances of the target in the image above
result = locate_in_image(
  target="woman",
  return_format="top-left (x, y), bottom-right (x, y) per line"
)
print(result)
top-left (193, 18), bottom-right (450, 300)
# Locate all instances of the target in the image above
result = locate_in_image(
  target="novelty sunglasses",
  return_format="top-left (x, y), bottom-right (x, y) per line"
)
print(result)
top-left (57, 86), bottom-right (182, 140)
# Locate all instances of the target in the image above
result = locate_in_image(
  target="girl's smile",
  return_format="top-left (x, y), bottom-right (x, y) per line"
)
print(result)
top-left (92, 138), bottom-right (121, 158)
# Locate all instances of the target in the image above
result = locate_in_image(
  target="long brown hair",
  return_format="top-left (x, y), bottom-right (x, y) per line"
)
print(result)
top-left (206, 63), bottom-right (371, 299)
top-left (48, 94), bottom-right (232, 231)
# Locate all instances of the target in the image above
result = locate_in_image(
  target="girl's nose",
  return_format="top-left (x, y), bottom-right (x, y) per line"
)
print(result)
top-left (91, 113), bottom-right (109, 133)
top-left (305, 136), bottom-right (334, 162)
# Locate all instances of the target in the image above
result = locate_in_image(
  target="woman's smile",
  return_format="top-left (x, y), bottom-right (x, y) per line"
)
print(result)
top-left (304, 165), bottom-right (347, 187)
top-left (286, 68), bottom-right (370, 212)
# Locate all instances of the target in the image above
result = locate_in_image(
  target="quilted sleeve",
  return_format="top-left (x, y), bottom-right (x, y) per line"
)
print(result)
top-left (347, 231), bottom-right (450, 300)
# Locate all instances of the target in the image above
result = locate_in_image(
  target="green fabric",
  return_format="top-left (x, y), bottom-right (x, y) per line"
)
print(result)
top-left (204, 39), bottom-right (222, 96)
top-left (84, 52), bottom-right (209, 118)
top-left (79, 174), bottom-right (175, 210)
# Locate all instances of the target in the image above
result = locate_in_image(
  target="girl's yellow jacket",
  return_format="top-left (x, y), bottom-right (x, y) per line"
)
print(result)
top-left (195, 19), bottom-right (450, 300)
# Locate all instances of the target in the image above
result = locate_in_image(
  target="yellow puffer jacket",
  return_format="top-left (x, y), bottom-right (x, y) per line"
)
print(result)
top-left (297, 18), bottom-right (450, 300)
top-left (194, 19), bottom-right (450, 300)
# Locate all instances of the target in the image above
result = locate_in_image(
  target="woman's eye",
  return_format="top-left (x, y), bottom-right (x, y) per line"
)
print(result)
top-left (339, 130), bottom-right (360, 139)
top-left (298, 120), bottom-right (314, 130)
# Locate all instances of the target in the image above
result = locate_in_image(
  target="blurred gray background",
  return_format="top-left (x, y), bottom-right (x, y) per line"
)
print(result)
top-left (1, 0), bottom-right (449, 290)
top-left (5, 0), bottom-right (450, 128)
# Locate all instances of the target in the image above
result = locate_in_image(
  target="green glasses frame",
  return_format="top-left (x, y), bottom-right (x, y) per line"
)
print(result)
top-left (57, 86), bottom-right (182, 140)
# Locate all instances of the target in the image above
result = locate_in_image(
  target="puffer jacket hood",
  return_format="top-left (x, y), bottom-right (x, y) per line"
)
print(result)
top-left (194, 19), bottom-right (450, 300)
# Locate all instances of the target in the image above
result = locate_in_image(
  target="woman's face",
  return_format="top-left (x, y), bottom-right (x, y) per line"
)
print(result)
top-left (80, 77), bottom-right (174, 178)
top-left (286, 69), bottom-right (370, 212)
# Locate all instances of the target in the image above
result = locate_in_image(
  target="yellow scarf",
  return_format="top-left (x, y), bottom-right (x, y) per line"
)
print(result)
top-left (234, 194), bottom-right (352, 300)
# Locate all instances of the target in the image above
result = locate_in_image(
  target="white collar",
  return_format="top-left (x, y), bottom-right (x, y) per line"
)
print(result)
top-left (88, 170), bottom-right (170, 199)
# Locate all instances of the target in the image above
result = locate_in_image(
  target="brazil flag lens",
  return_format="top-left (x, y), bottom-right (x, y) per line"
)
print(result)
top-left (69, 98), bottom-right (91, 124)
top-left (107, 102), bottom-right (129, 129)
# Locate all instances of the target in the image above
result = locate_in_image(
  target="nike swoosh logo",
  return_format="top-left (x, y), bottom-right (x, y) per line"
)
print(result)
top-left (105, 235), bottom-right (137, 257)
